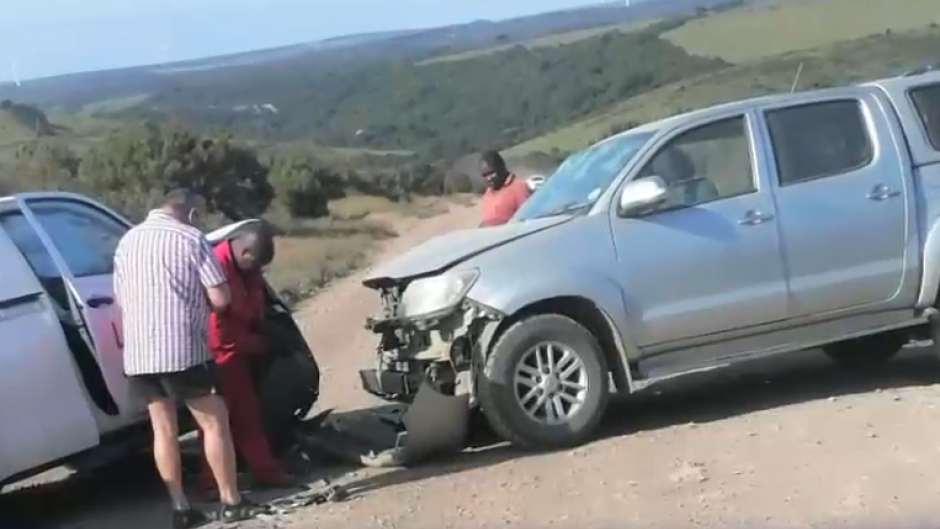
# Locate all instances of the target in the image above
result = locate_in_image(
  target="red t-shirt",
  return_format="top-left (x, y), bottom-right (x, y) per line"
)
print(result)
top-left (207, 240), bottom-right (267, 364)
top-left (480, 175), bottom-right (531, 227)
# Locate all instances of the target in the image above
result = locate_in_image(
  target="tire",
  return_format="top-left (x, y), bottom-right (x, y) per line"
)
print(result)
top-left (477, 314), bottom-right (610, 450)
top-left (822, 332), bottom-right (905, 371)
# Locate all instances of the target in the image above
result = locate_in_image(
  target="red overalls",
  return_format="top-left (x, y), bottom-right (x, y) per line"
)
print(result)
top-left (198, 240), bottom-right (287, 490)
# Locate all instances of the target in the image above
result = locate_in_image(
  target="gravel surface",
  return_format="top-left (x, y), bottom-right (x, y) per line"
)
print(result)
top-left (5, 201), bottom-right (940, 528)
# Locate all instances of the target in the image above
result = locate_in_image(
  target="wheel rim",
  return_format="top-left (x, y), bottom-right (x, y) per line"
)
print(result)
top-left (513, 341), bottom-right (589, 426)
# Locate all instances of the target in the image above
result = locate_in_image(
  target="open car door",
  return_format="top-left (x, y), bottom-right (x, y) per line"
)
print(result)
top-left (207, 220), bottom-right (321, 453)
top-left (14, 195), bottom-right (146, 433)
top-left (0, 199), bottom-right (100, 484)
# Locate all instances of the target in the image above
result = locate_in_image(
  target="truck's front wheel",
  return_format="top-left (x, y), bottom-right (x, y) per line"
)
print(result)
top-left (822, 332), bottom-right (906, 371)
top-left (477, 314), bottom-right (610, 450)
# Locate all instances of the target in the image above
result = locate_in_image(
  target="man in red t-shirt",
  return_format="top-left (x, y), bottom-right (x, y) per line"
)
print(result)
top-left (478, 150), bottom-right (531, 227)
top-left (197, 224), bottom-right (294, 495)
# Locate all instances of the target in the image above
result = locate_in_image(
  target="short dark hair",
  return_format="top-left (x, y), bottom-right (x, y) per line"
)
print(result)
top-left (480, 150), bottom-right (507, 173)
top-left (237, 222), bottom-right (275, 266)
top-left (163, 188), bottom-right (204, 211)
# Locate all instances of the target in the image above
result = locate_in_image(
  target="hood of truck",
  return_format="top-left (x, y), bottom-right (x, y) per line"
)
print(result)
top-left (362, 216), bottom-right (572, 288)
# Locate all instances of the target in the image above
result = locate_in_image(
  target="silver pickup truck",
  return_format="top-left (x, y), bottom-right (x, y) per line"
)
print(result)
top-left (359, 68), bottom-right (940, 453)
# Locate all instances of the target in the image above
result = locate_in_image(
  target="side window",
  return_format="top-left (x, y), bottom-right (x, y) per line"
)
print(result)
top-left (638, 115), bottom-right (755, 212)
top-left (765, 99), bottom-right (874, 186)
top-left (0, 212), bottom-right (70, 311)
top-left (25, 200), bottom-right (128, 278)
top-left (910, 83), bottom-right (940, 151)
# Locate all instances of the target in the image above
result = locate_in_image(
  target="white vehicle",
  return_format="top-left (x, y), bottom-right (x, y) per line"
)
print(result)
top-left (0, 192), bottom-right (320, 487)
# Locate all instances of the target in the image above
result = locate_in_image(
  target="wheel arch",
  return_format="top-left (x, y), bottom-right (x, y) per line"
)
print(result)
top-left (916, 210), bottom-right (940, 307)
top-left (480, 295), bottom-right (634, 393)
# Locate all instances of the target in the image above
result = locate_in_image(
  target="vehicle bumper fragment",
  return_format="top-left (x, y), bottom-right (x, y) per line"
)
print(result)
top-left (300, 372), bottom-right (472, 468)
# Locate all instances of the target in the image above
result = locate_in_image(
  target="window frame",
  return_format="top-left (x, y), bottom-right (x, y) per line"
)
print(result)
top-left (0, 210), bottom-right (72, 310)
top-left (632, 114), bottom-right (759, 217)
top-left (908, 82), bottom-right (940, 152)
top-left (22, 197), bottom-right (130, 279)
top-left (763, 98), bottom-right (876, 187)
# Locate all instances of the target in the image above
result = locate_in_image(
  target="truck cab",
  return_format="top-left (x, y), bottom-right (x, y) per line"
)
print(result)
top-left (0, 194), bottom-right (318, 486)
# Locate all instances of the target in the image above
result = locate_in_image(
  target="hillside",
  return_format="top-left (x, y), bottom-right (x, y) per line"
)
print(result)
top-left (512, 0), bottom-right (940, 155)
top-left (114, 20), bottom-right (727, 158)
top-left (0, 0), bottom-right (747, 111)
top-left (3, 0), bottom-right (939, 182)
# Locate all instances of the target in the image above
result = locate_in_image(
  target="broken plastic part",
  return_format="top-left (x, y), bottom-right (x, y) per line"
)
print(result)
top-left (301, 378), bottom-right (471, 468)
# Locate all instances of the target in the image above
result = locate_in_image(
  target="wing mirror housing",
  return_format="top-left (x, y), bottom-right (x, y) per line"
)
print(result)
top-left (618, 175), bottom-right (668, 217)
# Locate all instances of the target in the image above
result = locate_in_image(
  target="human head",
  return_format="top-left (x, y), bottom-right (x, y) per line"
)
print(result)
top-left (650, 148), bottom-right (695, 186)
top-left (161, 188), bottom-right (206, 228)
top-left (230, 222), bottom-right (275, 272)
top-left (480, 150), bottom-right (510, 190)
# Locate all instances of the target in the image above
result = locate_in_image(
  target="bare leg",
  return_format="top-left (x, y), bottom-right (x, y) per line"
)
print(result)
top-left (147, 399), bottom-right (189, 510)
top-left (187, 394), bottom-right (242, 505)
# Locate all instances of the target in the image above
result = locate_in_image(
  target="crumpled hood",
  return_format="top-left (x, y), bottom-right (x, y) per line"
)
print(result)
top-left (362, 216), bottom-right (571, 288)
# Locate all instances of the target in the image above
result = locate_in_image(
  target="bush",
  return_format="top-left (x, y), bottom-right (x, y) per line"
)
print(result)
top-left (73, 122), bottom-right (274, 221)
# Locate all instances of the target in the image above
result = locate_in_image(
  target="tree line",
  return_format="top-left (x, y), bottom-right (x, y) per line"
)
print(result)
top-left (4, 121), bottom-right (464, 225)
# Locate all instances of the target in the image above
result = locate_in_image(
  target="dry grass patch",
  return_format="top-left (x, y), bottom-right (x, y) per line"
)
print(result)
top-left (266, 196), bottom-right (454, 305)
top-left (266, 217), bottom-right (397, 306)
top-left (664, 0), bottom-right (940, 63)
top-left (418, 19), bottom-right (658, 66)
top-left (329, 194), bottom-right (448, 220)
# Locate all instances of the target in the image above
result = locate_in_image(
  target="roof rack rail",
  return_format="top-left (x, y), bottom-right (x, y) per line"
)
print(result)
top-left (903, 64), bottom-right (940, 77)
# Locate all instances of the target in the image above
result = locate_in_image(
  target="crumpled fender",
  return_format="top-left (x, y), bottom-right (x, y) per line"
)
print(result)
top-left (467, 267), bottom-right (640, 390)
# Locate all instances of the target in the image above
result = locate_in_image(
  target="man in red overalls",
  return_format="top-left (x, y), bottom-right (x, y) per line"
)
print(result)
top-left (198, 224), bottom-right (294, 495)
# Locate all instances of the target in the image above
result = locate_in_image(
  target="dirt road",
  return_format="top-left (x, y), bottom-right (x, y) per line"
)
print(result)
top-left (7, 201), bottom-right (940, 528)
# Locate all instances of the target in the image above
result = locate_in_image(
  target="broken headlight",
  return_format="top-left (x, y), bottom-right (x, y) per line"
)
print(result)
top-left (399, 268), bottom-right (479, 320)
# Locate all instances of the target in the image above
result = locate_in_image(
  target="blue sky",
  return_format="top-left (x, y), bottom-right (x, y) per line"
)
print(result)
top-left (0, 0), bottom-right (602, 82)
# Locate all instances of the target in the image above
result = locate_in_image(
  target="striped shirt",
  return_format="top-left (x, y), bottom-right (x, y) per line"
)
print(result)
top-left (113, 210), bottom-right (227, 376)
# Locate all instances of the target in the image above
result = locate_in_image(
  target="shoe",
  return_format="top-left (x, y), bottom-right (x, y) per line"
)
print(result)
top-left (172, 508), bottom-right (209, 529)
top-left (218, 498), bottom-right (271, 523)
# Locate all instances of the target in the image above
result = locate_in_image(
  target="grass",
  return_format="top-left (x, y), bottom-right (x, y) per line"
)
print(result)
top-left (508, 25), bottom-right (940, 156)
top-left (265, 219), bottom-right (392, 306)
top-left (264, 194), bottom-right (452, 306)
top-left (78, 94), bottom-right (152, 116)
top-left (251, 139), bottom-right (415, 162)
top-left (664, 0), bottom-right (940, 63)
top-left (417, 19), bottom-right (658, 66)
top-left (328, 194), bottom-right (447, 220)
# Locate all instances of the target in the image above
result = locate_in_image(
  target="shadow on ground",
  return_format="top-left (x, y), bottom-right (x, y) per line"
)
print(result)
top-left (4, 346), bottom-right (939, 527)
top-left (342, 345), bottom-right (940, 496)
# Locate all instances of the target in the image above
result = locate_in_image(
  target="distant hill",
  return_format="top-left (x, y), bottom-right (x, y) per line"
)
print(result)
top-left (0, 0), bottom-right (755, 111)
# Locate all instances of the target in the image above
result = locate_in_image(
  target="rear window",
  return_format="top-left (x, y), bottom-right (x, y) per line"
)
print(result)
top-left (910, 83), bottom-right (940, 151)
top-left (765, 99), bottom-right (873, 186)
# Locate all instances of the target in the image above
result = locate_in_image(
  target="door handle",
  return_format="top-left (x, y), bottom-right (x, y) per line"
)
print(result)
top-left (86, 295), bottom-right (115, 309)
top-left (738, 210), bottom-right (774, 226)
top-left (867, 184), bottom-right (901, 201)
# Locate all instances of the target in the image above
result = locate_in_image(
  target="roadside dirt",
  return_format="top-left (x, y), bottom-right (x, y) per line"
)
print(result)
top-left (6, 200), bottom-right (940, 529)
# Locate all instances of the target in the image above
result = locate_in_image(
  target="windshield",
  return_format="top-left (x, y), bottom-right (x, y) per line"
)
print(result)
top-left (512, 131), bottom-right (655, 221)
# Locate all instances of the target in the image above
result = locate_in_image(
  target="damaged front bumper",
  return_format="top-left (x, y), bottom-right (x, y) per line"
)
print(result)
top-left (359, 297), bottom-right (499, 405)
top-left (317, 288), bottom-right (503, 467)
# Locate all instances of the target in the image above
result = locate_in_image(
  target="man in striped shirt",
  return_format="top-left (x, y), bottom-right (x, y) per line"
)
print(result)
top-left (114, 189), bottom-right (266, 528)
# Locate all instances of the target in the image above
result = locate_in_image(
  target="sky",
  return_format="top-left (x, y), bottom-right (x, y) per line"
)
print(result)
top-left (0, 0), bottom-right (604, 82)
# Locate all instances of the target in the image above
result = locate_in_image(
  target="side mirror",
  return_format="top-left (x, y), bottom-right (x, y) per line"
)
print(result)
top-left (618, 176), bottom-right (668, 217)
